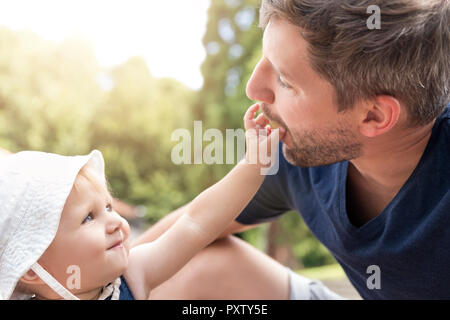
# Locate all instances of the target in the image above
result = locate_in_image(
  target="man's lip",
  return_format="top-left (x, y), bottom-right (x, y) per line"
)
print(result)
top-left (261, 112), bottom-right (283, 131)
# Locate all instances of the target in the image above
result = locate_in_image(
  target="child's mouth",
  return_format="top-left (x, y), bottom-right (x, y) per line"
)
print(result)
top-left (108, 240), bottom-right (123, 250)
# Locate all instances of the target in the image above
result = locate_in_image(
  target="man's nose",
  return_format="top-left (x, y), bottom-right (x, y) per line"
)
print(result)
top-left (246, 58), bottom-right (274, 104)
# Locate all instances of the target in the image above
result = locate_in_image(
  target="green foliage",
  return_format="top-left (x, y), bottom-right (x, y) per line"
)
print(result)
top-left (0, 27), bottom-right (100, 154)
top-left (297, 263), bottom-right (346, 281)
top-left (0, 27), bottom-right (196, 221)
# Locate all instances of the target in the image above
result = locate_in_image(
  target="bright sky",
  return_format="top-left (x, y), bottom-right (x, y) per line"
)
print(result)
top-left (0, 0), bottom-right (211, 90)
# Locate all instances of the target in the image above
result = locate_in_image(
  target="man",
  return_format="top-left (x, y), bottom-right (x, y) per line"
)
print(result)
top-left (133, 0), bottom-right (449, 299)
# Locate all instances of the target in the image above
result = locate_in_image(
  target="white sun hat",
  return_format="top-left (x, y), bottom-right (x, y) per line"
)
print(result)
top-left (0, 149), bottom-right (106, 300)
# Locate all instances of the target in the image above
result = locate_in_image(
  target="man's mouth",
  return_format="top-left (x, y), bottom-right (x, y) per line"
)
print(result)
top-left (267, 119), bottom-right (288, 141)
top-left (260, 107), bottom-right (287, 140)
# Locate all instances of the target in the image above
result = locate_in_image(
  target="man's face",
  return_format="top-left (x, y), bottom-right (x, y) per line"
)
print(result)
top-left (246, 17), bottom-right (362, 167)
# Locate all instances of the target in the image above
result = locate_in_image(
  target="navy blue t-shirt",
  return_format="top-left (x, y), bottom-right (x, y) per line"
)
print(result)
top-left (236, 104), bottom-right (450, 299)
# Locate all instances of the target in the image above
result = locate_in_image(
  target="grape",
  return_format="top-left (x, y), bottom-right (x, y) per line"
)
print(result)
top-left (269, 121), bottom-right (280, 129)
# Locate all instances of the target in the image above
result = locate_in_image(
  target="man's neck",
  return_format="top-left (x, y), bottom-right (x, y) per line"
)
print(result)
top-left (349, 120), bottom-right (435, 196)
top-left (345, 120), bottom-right (436, 227)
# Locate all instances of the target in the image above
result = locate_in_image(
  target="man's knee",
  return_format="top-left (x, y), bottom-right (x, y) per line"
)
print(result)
top-left (149, 235), bottom-right (289, 299)
top-left (148, 238), bottom-right (236, 299)
top-left (151, 236), bottom-right (240, 299)
top-left (187, 236), bottom-right (240, 278)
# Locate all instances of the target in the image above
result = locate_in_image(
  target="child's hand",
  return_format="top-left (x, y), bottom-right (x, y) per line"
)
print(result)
top-left (244, 103), bottom-right (286, 168)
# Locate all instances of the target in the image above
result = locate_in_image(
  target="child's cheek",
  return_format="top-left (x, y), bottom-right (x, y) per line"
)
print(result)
top-left (72, 232), bottom-right (105, 261)
top-left (123, 238), bottom-right (131, 256)
top-left (119, 217), bottom-right (131, 241)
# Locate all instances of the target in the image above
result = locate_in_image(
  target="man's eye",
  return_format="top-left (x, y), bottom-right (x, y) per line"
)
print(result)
top-left (82, 213), bottom-right (93, 224)
top-left (277, 76), bottom-right (291, 89)
top-left (106, 204), bottom-right (113, 212)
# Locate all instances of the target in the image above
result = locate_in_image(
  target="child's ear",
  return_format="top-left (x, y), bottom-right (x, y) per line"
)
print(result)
top-left (19, 269), bottom-right (45, 285)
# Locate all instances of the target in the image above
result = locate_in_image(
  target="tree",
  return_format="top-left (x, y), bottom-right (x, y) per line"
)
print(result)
top-left (0, 27), bottom-right (101, 155)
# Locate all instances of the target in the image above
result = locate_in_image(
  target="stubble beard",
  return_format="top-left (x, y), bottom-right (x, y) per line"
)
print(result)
top-left (259, 102), bottom-right (362, 167)
top-left (282, 125), bottom-right (363, 167)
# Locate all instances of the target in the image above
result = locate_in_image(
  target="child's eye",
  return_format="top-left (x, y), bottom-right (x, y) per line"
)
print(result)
top-left (106, 204), bottom-right (113, 212)
top-left (82, 212), bottom-right (93, 224)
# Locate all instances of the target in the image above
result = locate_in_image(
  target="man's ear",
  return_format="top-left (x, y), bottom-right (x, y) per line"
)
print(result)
top-left (358, 95), bottom-right (401, 138)
top-left (19, 269), bottom-right (45, 285)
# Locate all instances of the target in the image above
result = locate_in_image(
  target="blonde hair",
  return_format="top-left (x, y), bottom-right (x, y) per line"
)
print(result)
top-left (73, 164), bottom-right (112, 200)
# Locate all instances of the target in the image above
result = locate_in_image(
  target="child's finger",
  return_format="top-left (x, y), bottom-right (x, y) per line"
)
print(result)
top-left (244, 103), bottom-right (259, 129)
top-left (255, 113), bottom-right (269, 128)
top-left (263, 126), bottom-right (278, 157)
top-left (279, 126), bottom-right (286, 139)
top-left (244, 104), bottom-right (259, 119)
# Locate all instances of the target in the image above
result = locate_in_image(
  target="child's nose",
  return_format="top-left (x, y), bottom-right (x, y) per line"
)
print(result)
top-left (106, 212), bottom-right (123, 234)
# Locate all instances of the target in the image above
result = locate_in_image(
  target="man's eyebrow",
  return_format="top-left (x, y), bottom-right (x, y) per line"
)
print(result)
top-left (266, 56), bottom-right (296, 83)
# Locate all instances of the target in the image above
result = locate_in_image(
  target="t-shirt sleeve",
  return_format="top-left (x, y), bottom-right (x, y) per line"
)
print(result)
top-left (235, 153), bottom-right (293, 225)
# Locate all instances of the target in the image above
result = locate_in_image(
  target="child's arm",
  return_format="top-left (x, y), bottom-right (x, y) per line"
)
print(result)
top-left (125, 104), bottom-right (285, 298)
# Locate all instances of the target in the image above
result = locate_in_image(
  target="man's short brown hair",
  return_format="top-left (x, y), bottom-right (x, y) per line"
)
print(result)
top-left (260, 0), bottom-right (450, 126)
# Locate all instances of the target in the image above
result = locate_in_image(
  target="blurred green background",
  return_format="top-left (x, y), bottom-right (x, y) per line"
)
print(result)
top-left (0, 0), bottom-right (337, 269)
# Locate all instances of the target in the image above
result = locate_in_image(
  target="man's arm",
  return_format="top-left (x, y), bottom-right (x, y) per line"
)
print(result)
top-left (131, 203), bottom-right (259, 248)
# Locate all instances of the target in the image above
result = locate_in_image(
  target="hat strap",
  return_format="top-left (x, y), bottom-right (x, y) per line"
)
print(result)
top-left (30, 263), bottom-right (80, 300)
top-left (98, 277), bottom-right (121, 300)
